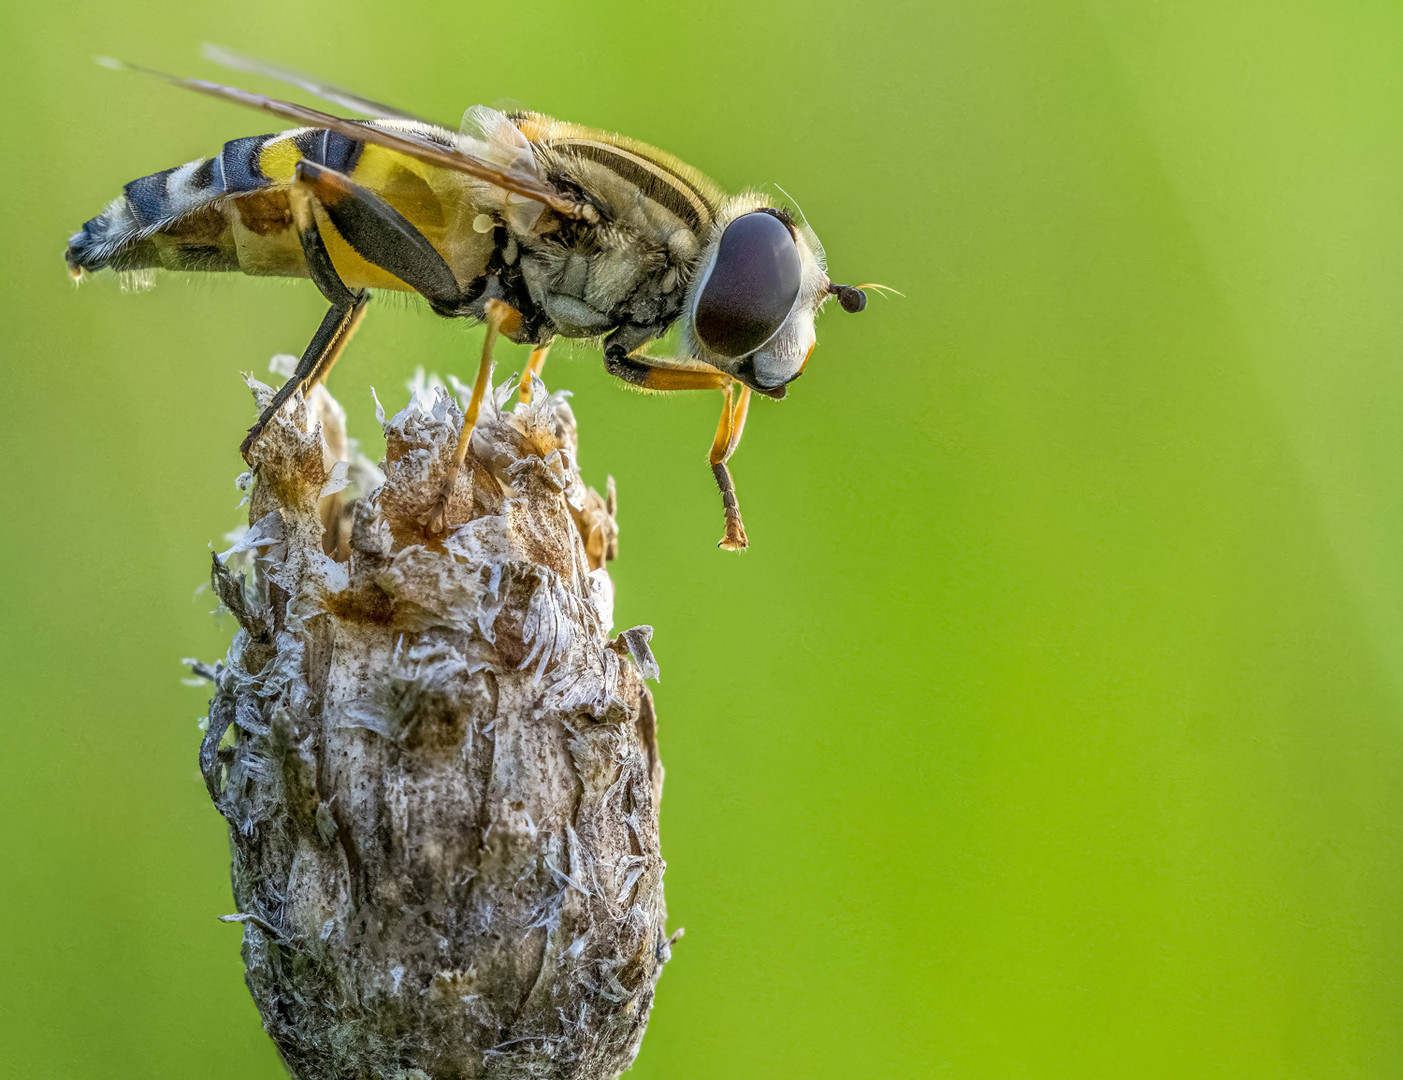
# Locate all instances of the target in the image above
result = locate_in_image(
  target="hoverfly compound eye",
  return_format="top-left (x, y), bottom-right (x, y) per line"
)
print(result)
top-left (693, 211), bottom-right (803, 358)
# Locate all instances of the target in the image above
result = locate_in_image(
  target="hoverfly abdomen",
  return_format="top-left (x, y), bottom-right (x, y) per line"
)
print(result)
top-left (65, 128), bottom-right (381, 282)
top-left (69, 138), bottom-right (263, 278)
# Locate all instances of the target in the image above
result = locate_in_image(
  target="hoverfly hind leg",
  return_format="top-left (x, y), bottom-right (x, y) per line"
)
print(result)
top-left (240, 176), bottom-right (371, 462)
top-left (292, 160), bottom-right (464, 311)
top-left (283, 159), bottom-right (517, 537)
top-left (239, 300), bottom-right (368, 461)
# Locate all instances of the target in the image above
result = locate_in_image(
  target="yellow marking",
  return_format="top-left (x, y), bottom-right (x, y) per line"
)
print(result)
top-left (298, 143), bottom-right (460, 293)
top-left (258, 135), bottom-right (303, 182)
top-left (349, 144), bottom-right (447, 229)
top-left (798, 341), bottom-right (816, 374)
top-left (316, 214), bottom-right (416, 292)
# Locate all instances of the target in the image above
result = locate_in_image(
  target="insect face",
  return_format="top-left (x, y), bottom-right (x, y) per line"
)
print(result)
top-left (683, 201), bottom-right (864, 398)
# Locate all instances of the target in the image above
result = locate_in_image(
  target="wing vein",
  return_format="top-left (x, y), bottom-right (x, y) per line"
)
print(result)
top-left (103, 60), bottom-right (600, 223)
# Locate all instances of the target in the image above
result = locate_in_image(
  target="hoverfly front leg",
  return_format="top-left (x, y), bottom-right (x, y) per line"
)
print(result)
top-left (709, 382), bottom-right (752, 551)
top-left (602, 349), bottom-right (752, 550)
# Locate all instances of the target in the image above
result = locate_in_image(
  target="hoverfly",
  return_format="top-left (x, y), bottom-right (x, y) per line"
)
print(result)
top-left (66, 50), bottom-right (871, 549)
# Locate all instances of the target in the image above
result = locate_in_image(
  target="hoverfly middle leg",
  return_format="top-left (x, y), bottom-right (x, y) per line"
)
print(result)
top-left (517, 341), bottom-right (554, 405)
top-left (426, 298), bottom-right (523, 535)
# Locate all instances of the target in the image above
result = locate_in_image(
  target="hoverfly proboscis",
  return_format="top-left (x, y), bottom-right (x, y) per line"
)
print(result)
top-left (66, 50), bottom-right (872, 550)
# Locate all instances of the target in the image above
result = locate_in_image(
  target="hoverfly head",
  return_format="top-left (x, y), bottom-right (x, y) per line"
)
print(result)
top-left (682, 197), bottom-right (845, 399)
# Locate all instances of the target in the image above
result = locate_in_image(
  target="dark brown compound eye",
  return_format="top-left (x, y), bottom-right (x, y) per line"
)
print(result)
top-left (693, 210), bottom-right (802, 358)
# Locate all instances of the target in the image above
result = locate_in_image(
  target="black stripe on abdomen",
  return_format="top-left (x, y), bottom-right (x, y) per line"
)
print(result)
top-left (293, 128), bottom-right (364, 175)
top-left (68, 135), bottom-right (280, 274)
top-left (217, 135), bottom-right (270, 193)
top-left (123, 167), bottom-right (177, 228)
top-left (188, 156), bottom-right (218, 193)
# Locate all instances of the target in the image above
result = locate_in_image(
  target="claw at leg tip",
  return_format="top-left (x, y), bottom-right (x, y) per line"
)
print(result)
top-left (718, 523), bottom-right (749, 552)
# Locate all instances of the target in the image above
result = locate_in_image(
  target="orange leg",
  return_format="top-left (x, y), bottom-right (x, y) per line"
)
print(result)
top-left (518, 342), bottom-right (553, 404)
top-left (602, 351), bottom-right (754, 550)
top-left (709, 383), bottom-right (753, 551)
top-left (426, 299), bottom-right (521, 534)
top-left (725, 384), bottom-right (751, 459)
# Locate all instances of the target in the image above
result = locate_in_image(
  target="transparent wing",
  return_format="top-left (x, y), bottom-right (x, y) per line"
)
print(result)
top-left (460, 105), bottom-right (537, 173)
top-left (201, 44), bottom-right (441, 125)
top-left (112, 62), bottom-right (599, 222)
top-left (457, 104), bottom-right (554, 232)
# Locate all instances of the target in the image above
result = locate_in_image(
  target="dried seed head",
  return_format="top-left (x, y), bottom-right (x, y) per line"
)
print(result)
top-left (199, 371), bottom-right (667, 1080)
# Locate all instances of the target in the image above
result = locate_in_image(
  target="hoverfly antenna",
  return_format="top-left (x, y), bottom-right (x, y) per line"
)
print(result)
top-left (828, 282), bottom-right (867, 313)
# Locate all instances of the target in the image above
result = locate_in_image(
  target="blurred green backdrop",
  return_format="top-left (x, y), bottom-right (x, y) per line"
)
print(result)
top-left (4, 0), bottom-right (1403, 1076)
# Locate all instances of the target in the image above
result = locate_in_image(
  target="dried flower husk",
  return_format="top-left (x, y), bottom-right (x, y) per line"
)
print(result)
top-left (198, 373), bottom-right (667, 1080)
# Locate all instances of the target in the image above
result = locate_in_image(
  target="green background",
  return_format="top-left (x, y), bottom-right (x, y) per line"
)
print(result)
top-left (3, 1), bottom-right (1402, 1076)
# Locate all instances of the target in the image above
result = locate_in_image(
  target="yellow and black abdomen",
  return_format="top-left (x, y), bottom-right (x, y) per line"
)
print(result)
top-left (65, 125), bottom-right (468, 293)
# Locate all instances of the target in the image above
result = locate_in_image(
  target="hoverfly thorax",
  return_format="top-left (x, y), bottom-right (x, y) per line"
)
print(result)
top-left (680, 197), bottom-right (865, 398)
